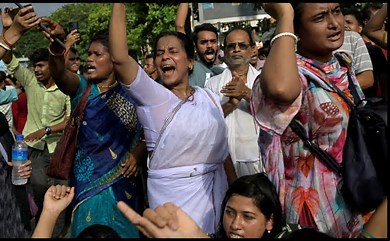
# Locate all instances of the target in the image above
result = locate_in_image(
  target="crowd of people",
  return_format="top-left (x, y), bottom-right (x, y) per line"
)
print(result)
top-left (0, 2), bottom-right (387, 239)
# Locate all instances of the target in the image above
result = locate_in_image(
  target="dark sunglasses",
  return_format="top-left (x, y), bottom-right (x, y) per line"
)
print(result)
top-left (225, 42), bottom-right (251, 51)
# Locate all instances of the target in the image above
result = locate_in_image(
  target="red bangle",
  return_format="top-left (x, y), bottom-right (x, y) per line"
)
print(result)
top-left (48, 44), bottom-right (66, 56)
top-left (2, 34), bottom-right (13, 48)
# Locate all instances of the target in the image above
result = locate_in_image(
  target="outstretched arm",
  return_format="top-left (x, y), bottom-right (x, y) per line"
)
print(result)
top-left (175, 3), bottom-right (189, 34)
top-left (32, 185), bottom-right (75, 238)
top-left (117, 201), bottom-right (209, 238)
top-left (109, 3), bottom-right (140, 86)
top-left (363, 4), bottom-right (388, 50)
top-left (43, 17), bottom-right (80, 97)
top-left (64, 29), bottom-right (80, 58)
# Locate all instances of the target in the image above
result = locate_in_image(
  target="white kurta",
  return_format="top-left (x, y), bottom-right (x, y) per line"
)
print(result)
top-left (205, 65), bottom-right (264, 177)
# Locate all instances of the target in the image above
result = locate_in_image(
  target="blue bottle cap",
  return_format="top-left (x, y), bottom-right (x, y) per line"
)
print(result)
top-left (16, 134), bottom-right (24, 141)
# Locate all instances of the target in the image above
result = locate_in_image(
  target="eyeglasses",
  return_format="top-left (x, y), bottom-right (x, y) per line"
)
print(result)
top-left (225, 42), bottom-right (251, 51)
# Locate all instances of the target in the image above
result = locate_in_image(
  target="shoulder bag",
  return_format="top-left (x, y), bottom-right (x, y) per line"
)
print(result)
top-left (290, 56), bottom-right (387, 213)
top-left (47, 82), bottom-right (92, 180)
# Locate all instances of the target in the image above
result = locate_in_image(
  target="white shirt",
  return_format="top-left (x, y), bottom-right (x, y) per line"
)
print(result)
top-left (205, 65), bottom-right (261, 163)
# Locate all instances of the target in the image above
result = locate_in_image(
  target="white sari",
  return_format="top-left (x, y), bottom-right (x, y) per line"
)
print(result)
top-left (122, 67), bottom-right (229, 234)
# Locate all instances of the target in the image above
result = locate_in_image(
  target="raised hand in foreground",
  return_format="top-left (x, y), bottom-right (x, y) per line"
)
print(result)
top-left (0, 5), bottom-right (40, 58)
top-left (117, 201), bottom-right (209, 238)
top-left (32, 185), bottom-right (75, 238)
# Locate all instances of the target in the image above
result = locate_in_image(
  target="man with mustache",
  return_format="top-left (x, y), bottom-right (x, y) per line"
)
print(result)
top-left (205, 27), bottom-right (263, 177)
top-left (176, 3), bottom-right (225, 87)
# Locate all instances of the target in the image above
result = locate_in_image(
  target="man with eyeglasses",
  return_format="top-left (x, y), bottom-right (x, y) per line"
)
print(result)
top-left (205, 27), bottom-right (263, 177)
top-left (176, 3), bottom-right (225, 87)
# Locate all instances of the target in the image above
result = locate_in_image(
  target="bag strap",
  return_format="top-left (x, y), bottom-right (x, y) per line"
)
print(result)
top-left (71, 81), bottom-right (92, 124)
top-left (327, 80), bottom-right (355, 109)
top-left (333, 53), bottom-right (360, 106)
top-left (288, 54), bottom-right (361, 177)
top-left (203, 88), bottom-right (219, 110)
top-left (289, 118), bottom-right (342, 176)
top-left (78, 82), bottom-right (92, 115)
top-left (149, 98), bottom-right (187, 161)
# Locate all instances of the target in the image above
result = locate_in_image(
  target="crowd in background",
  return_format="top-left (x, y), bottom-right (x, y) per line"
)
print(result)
top-left (0, 2), bottom-right (387, 239)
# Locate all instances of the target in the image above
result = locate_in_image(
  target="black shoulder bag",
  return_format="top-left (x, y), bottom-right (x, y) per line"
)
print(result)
top-left (290, 59), bottom-right (387, 213)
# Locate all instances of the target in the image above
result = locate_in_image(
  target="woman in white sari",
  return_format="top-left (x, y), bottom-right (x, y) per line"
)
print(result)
top-left (108, 3), bottom-right (237, 234)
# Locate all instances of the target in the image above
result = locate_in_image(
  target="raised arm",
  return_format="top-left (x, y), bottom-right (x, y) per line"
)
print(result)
top-left (363, 4), bottom-right (388, 50)
top-left (175, 3), bottom-right (189, 34)
top-left (259, 3), bottom-right (301, 105)
top-left (43, 17), bottom-right (80, 97)
top-left (64, 29), bottom-right (80, 58)
top-left (0, 5), bottom-right (40, 60)
top-left (109, 3), bottom-right (140, 86)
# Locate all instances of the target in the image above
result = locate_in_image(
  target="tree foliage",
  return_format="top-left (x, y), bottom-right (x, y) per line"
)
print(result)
top-left (13, 3), bottom-right (179, 66)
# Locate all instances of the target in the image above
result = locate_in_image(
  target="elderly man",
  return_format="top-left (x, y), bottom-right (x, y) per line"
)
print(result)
top-left (205, 27), bottom-right (263, 177)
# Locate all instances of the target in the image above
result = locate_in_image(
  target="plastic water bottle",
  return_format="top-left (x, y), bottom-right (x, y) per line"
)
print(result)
top-left (12, 134), bottom-right (28, 185)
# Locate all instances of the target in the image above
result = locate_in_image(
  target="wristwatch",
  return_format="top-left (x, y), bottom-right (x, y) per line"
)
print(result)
top-left (45, 127), bottom-right (52, 135)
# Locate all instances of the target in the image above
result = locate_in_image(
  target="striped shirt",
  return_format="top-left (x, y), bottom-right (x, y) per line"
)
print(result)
top-left (335, 30), bottom-right (373, 74)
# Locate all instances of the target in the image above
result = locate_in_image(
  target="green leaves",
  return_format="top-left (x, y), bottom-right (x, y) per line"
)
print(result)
top-left (13, 3), bottom-right (178, 65)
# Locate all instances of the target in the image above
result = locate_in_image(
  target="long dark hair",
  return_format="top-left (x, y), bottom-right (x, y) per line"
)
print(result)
top-left (152, 31), bottom-right (195, 76)
top-left (152, 31), bottom-right (195, 60)
top-left (215, 173), bottom-right (284, 239)
top-left (291, 2), bottom-right (305, 34)
top-left (90, 28), bottom-right (109, 49)
top-left (77, 224), bottom-right (120, 238)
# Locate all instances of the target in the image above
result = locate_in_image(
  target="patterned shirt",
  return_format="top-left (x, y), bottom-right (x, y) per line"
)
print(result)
top-left (336, 30), bottom-right (373, 74)
top-left (251, 52), bottom-right (366, 238)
